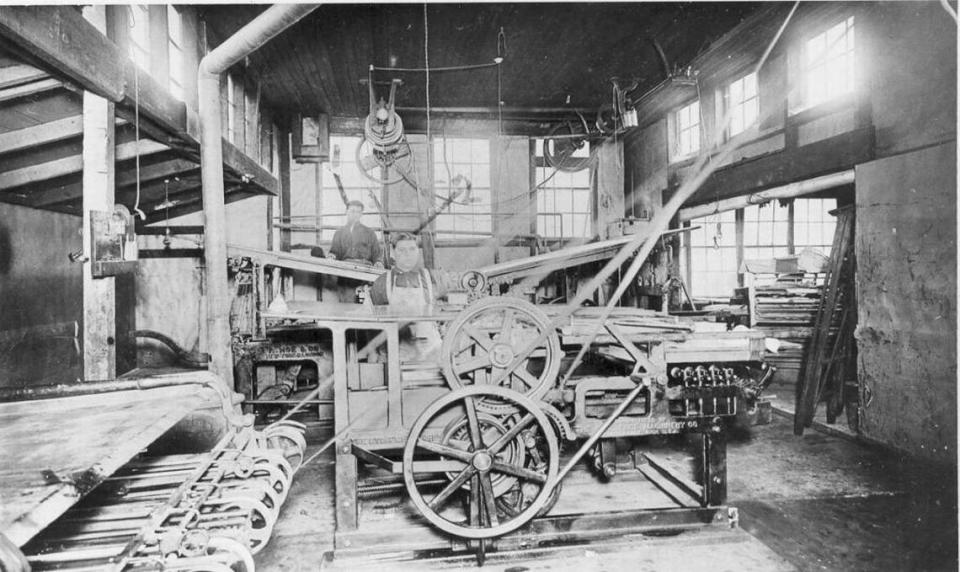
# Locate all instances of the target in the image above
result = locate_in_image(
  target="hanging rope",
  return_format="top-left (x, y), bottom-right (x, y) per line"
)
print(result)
top-left (127, 7), bottom-right (146, 220)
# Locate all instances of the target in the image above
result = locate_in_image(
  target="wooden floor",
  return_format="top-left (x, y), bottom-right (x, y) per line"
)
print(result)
top-left (257, 411), bottom-right (957, 571)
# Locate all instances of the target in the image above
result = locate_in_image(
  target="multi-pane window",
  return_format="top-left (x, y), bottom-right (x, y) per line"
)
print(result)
top-left (803, 16), bottom-right (855, 109)
top-left (534, 139), bottom-right (592, 238)
top-left (794, 198), bottom-right (837, 256)
top-left (684, 198), bottom-right (840, 297)
top-left (433, 137), bottom-right (492, 238)
top-left (684, 210), bottom-right (738, 298)
top-left (322, 135), bottom-right (382, 240)
top-left (536, 168), bottom-right (592, 238)
top-left (726, 72), bottom-right (759, 138)
top-left (167, 5), bottom-right (185, 101)
top-left (672, 99), bottom-right (701, 160)
top-left (743, 202), bottom-right (791, 261)
top-left (128, 5), bottom-right (150, 70)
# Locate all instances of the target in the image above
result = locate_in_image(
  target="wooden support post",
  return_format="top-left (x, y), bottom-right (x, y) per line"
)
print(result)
top-left (700, 428), bottom-right (727, 507)
top-left (81, 6), bottom-right (116, 381)
top-left (332, 326), bottom-right (358, 533)
top-left (386, 325), bottom-right (401, 431)
top-left (277, 126), bottom-right (292, 298)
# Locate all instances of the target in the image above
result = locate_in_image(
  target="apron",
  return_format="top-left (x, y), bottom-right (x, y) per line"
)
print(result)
top-left (386, 269), bottom-right (442, 361)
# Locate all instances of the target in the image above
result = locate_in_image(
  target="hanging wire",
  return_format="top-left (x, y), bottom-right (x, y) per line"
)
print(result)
top-left (424, 3), bottom-right (431, 149)
top-left (128, 7), bottom-right (146, 220)
top-left (496, 26), bottom-right (506, 139)
top-left (421, 3), bottom-right (434, 251)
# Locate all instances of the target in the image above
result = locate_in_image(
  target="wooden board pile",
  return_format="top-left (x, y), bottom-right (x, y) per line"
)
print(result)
top-left (738, 275), bottom-right (826, 386)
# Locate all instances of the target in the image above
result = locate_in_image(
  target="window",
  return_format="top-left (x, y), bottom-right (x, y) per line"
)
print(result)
top-left (534, 139), bottom-right (592, 238)
top-left (167, 5), bottom-right (185, 101)
top-left (725, 72), bottom-right (759, 138)
top-left (802, 16), bottom-right (855, 109)
top-left (672, 100), bottom-right (701, 160)
top-left (684, 210), bottom-right (738, 298)
top-left (322, 135), bottom-right (382, 240)
top-left (128, 5), bottom-right (150, 70)
top-left (684, 198), bottom-right (840, 297)
top-left (743, 202), bottom-right (791, 262)
top-left (793, 198), bottom-right (837, 256)
top-left (433, 137), bottom-right (492, 238)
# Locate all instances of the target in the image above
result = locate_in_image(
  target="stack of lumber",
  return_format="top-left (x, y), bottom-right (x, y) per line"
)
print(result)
top-left (737, 275), bottom-right (825, 386)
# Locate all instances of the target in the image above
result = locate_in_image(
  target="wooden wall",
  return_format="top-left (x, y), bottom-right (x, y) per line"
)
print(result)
top-left (0, 203), bottom-right (82, 386)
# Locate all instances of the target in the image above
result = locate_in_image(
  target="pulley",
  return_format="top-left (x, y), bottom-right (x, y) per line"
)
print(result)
top-left (356, 76), bottom-right (414, 185)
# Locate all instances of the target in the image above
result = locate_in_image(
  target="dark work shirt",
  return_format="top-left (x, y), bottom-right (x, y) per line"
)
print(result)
top-left (329, 223), bottom-right (381, 265)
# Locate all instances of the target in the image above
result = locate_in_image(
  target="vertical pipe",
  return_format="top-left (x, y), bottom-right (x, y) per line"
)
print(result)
top-left (197, 4), bottom-right (318, 385)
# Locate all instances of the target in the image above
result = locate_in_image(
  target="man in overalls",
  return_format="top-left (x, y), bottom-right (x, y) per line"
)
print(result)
top-left (369, 233), bottom-right (443, 361)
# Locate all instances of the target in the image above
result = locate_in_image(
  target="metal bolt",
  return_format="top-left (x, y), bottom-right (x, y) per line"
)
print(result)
top-left (341, 446), bottom-right (350, 454)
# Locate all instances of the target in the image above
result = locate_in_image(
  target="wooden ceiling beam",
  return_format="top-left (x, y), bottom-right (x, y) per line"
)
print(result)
top-left (0, 6), bottom-right (278, 199)
top-left (116, 159), bottom-right (199, 189)
top-left (14, 180), bottom-right (81, 208)
top-left (0, 77), bottom-right (62, 103)
top-left (222, 140), bottom-right (278, 196)
top-left (142, 184), bottom-right (255, 224)
top-left (0, 6), bottom-right (125, 100)
top-left (115, 173), bottom-right (201, 204)
top-left (0, 139), bottom-right (168, 192)
top-left (0, 115), bottom-right (82, 154)
top-left (0, 62), bottom-right (47, 89)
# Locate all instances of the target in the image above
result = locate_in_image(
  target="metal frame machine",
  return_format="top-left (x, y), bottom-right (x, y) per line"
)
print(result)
top-left (263, 292), bottom-right (771, 566)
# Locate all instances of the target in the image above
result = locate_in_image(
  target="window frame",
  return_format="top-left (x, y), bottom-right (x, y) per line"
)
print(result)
top-left (793, 15), bottom-right (856, 114)
top-left (723, 71), bottom-right (759, 140)
top-left (684, 198), bottom-right (838, 298)
top-left (166, 5), bottom-right (185, 101)
top-left (321, 134), bottom-right (383, 241)
top-left (128, 4), bottom-right (151, 71)
top-left (532, 138), bottom-right (594, 240)
top-left (431, 136), bottom-right (494, 239)
top-left (670, 99), bottom-right (701, 163)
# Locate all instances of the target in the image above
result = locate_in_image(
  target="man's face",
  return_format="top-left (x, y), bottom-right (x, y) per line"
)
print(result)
top-left (346, 205), bottom-right (362, 225)
top-left (393, 239), bottom-right (420, 272)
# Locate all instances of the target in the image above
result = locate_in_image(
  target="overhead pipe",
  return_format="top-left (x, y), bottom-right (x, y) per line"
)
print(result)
top-left (677, 169), bottom-right (855, 222)
top-left (198, 4), bottom-right (319, 386)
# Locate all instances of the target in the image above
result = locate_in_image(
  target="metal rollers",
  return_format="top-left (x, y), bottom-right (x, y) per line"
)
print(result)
top-left (21, 420), bottom-right (308, 571)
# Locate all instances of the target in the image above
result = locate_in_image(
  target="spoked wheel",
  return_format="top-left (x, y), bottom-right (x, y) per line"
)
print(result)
top-left (355, 137), bottom-right (415, 185)
top-left (441, 297), bottom-right (562, 410)
top-left (402, 386), bottom-right (560, 540)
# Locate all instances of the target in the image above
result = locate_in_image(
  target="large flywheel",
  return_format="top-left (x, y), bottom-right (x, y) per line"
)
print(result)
top-left (402, 386), bottom-right (560, 539)
top-left (441, 297), bottom-right (562, 406)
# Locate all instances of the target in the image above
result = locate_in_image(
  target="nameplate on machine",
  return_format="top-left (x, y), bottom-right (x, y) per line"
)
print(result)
top-left (257, 343), bottom-right (327, 360)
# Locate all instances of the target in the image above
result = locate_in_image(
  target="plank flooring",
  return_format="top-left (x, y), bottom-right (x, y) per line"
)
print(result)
top-left (258, 413), bottom-right (957, 571)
